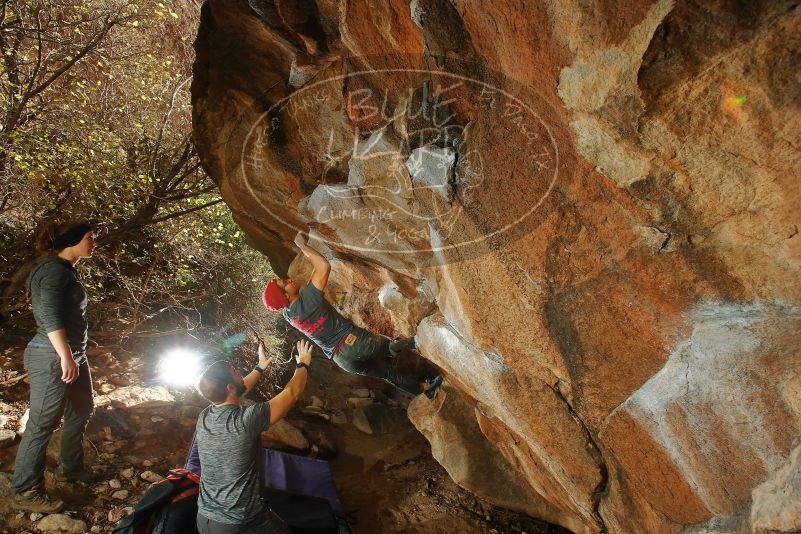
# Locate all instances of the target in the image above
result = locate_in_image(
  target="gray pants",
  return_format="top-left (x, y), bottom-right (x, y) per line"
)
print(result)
top-left (197, 510), bottom-right (290, 534)
top-left (11, 345), bottom-right (93, 493)
top-left (333, 328), bottom-right (433, 395)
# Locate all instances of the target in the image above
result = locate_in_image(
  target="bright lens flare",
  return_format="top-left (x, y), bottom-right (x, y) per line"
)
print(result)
top-left (158, 349), bottom-right (202, 387)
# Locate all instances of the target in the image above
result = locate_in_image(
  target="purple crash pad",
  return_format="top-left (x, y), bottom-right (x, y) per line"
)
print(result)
top-left (185, 438), bottom-right (343, 515)
top-left (260, 448), bottom-right (344, 515)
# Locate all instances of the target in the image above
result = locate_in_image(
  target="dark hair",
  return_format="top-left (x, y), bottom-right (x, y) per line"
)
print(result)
top-left (197, 361), bottom-right (235, 403)
top-left (34, 219), bottom-right (92, 253)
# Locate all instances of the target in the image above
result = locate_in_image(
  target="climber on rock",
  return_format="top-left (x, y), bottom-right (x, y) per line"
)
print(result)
top-left (262, 232), bottom-right (443, 398)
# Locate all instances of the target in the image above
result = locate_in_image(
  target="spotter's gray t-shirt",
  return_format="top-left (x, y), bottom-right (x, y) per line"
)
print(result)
top-left (195, 402), bottom-right (270, 524)
top-left (282, 284), bottom-right (353, 357)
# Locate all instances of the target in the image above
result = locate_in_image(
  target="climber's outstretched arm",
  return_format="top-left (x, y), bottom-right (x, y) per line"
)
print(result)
top-left (295, 232), bottom-right (330, 291)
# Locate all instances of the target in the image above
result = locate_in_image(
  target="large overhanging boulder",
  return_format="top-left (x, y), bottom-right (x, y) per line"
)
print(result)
top-left (192, 1), bottom-right (801, 532)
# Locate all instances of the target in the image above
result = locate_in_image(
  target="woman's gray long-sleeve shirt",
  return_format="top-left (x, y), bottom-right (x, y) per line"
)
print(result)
top-left (26, 257), bottom-right (88, 363)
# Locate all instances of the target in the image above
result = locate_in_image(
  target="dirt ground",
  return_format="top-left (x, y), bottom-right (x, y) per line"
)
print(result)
top-left (0, 331), bottom-right (568, 534)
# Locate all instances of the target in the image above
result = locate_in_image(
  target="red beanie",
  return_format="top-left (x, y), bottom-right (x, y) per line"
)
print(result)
top-left (262, 280), bottom-right (289, 311)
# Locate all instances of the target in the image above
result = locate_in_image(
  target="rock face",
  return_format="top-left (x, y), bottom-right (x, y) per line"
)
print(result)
top-left (409, 385), bottom-right (584, 532)
top-left (750, 441), bottom-right (801, 534)
top-left (192, 1), bottom-right (801, 533)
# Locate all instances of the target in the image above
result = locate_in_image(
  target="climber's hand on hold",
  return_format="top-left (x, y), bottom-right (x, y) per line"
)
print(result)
top-left (296, 231), bottom-right (330, 291)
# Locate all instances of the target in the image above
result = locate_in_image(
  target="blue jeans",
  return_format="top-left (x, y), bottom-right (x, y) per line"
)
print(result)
top-left (332, 328), bottom-right (433, 394)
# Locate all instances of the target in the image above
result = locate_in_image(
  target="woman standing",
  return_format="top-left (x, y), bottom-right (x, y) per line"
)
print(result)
top-left (11, 220), bottom-right (97, 513)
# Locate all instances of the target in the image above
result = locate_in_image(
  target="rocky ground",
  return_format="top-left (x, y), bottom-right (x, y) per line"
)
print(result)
top-left (0, 332), bottom-right (567, 534)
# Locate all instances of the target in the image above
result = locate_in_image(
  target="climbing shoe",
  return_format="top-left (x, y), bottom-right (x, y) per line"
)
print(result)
top-left (54, 465), bottom-right (101, 484)
top-left (423, 375), bottom-right (443, 399)
top-left (12, 485), bottom-right (65, 513)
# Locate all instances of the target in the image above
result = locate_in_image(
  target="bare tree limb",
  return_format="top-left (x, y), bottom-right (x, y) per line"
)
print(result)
top-left (25, 7), bottom-right (44, 104)
top-left (144, 198), bottom-right (224, 226)
top-left (151, 75), bottom-right (191, 173)
top-left (3, 15), bottom-right (116, 136)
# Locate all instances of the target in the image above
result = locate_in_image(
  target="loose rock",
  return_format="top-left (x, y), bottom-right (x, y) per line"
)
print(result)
top-left (112, 489), bottom-right (129, 500)
top-left (108, 506), bottom-right (132, 523)
top-left (16, 408), bottom-right (29, 435)
top-left (35, 514), bottom-right (87, 534)
top-left (351, 408), bottom-right (373, 435)
top-left (96, 386), bottom-right (174, 410)
top-left (107, 375), bottom-right (130, 387)
top-left (0, 428), bottom-right (17, 447)
top-left (260, 419), bottom-right (309, 451)
top-left (140, 471), bottom-right (163, 483)
top-left (108, 479), bottom-right (122, 489)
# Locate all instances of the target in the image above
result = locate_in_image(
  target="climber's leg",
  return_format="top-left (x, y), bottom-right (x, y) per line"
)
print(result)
top-left (333, 328), bottom-right (432, 395)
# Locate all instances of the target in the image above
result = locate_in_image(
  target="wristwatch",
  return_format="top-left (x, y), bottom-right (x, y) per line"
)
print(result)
top-left (253, 364), bottom-right (264, 375)
top-left (296, 362), bottom-right (311, 372)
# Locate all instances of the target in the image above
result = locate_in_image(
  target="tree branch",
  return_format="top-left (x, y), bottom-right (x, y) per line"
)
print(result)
top-left (99, 198), bottom-right (224, 247)
top-left (0, 0), bottom-right (9, 31)
top-left (24, 7), bottom-right (44, 100)
top-left (151, 76), bottom-right (191, 174)
top-left (146, 198), bottom-right (224, 226)
top-left (4, 15), bottom-right (117, 136)
top-left (160, 136), bottom-right (193, 192)
top-left (28, 19), bottom-right (114, 99)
